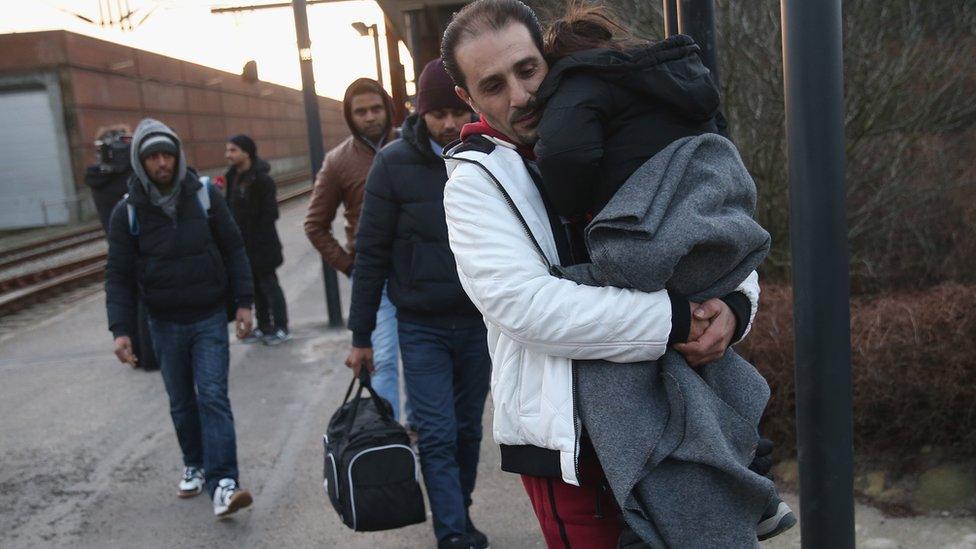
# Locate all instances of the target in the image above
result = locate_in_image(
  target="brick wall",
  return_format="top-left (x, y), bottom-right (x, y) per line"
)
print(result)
top-left (0, 31), bottom-right (349, 191)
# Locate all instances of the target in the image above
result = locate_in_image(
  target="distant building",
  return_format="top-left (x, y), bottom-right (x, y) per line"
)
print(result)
top-left (0, 30), bottom-right (347, 229)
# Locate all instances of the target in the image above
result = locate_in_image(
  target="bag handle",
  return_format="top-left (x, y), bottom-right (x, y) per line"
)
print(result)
top-left (341, 366), bottom-right (393, 437)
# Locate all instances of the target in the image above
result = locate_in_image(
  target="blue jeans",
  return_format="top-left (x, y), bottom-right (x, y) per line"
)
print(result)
top-left (398, 320), bottom-right (491, 541)
top-left (148, 310), bottom-right (239, 496)
top-left (371, 285), bottom-right (410, 422)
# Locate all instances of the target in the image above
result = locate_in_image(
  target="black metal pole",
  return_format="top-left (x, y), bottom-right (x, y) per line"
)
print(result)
top-left (663, 0), bottom-right (679, 37)
top-left (292, 0), bottom-right (344, 328)
top-left (371, 26), bottom-right (384, 87)
top-left (677, 0), bottom-right (719, 88)
top-left (781, 1), bottom-right (855, 547)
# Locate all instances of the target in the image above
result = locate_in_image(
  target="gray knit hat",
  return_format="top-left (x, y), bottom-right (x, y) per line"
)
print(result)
top-left (138, 134), bottom-right (178, 159)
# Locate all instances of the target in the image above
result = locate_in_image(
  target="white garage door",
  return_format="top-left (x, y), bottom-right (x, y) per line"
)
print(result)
top-left (0, 88), bottom-right (71, 229)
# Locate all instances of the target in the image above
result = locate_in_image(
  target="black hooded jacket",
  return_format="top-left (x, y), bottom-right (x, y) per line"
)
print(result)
top-left (348, 114), bottom-right (481, 347)
top-left (225, 157), bottom-right (283, 273)
top-left (534, 34), bottom-right (721, 218)
top-left (105, 119), bottom-right (253, 338)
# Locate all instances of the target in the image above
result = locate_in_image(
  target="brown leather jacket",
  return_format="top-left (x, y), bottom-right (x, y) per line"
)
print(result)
top-left (304, 79), bottom-right (395, 275)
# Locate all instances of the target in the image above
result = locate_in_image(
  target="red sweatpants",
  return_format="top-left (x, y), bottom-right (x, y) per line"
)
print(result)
top-left (521, 455), bottom-right (623, 549)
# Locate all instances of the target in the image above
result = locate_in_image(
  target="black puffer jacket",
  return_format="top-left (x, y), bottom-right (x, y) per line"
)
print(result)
top-left (348, 114), bottom-right (481, 347)
top-left (225, 158), bottom-right (283, 273)
top-left (534, 34), bottom-right (721, 218)
top-left (105, 173), bottom-right (254, 338)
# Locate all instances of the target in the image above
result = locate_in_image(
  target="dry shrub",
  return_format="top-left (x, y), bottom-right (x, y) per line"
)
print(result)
top-left (738, 283), bottom-right (976, 459)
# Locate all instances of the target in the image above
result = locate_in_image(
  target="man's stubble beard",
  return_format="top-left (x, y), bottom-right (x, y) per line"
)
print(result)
top-left (433, 129), bottom-right (462, 148)
top-left (149, 170), bottom-right (175, 191)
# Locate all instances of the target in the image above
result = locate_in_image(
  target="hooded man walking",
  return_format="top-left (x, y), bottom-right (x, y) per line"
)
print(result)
top-left (104, 118), bottom-right (255, 518)
top-left (304, 78), bottom-right (410, 421)
top-left (225, 134), bottom-right (290, 345)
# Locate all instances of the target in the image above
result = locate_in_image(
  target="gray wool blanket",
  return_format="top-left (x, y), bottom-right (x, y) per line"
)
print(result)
top-left (554, 134), bottom-right (773, 548)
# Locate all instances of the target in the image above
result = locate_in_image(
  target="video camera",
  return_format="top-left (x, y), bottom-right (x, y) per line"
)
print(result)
top-left (94, 130), bottom-right (133, 174)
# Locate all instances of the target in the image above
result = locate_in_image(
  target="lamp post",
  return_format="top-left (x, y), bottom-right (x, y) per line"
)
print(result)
top-left (293, 0), bottom-right (343, 328)
top-left (352, 21), bottom-right (383, 87)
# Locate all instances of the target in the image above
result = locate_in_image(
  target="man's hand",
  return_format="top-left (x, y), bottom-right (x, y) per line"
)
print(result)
top-left (345, 346), bottom-right (374, 377)
top-left (235, 307), bottom-right (253, 340)
top-left (674, 299), bottom-right (736, 367)
top-left (114, 336), bottom-right (138, 367)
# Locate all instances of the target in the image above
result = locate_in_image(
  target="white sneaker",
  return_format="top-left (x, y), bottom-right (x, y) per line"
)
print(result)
top-left (177, 466), bottom-right (205, 498)
top-left (263, 329), bottom-right (292, 346)
top-left (212, 478), bottom-right (253, 517)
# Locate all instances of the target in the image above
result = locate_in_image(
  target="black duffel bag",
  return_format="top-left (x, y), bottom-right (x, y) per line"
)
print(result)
top-left (323, 367), bottom-right (426, 532)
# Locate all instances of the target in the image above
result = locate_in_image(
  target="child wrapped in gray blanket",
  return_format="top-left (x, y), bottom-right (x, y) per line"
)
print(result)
top-left (533, 5), bottom-right (796, 548)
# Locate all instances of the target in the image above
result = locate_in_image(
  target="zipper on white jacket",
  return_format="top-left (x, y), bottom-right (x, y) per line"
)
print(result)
top-left (445, 149), bottom-right (583, 484)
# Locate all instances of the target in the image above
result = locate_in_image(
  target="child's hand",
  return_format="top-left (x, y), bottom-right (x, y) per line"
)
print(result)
top-left (687, 301), bottom-right (710, 341)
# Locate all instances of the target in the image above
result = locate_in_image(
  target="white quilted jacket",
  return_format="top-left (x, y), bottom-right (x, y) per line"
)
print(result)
top-left (442, 137), bottom-right (759, 486)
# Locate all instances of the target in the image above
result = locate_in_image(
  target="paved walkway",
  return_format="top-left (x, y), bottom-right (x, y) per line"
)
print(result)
top-left (0, 196), bottom-right (973, 548)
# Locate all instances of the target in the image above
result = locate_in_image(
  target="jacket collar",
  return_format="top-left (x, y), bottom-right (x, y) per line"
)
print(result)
top-left (460, 114), bottom-right (536, 161)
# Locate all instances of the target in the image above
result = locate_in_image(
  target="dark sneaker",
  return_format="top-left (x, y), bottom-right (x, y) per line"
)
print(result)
top-left (757, 497), bottom-right (797, 541)
top-left (240, 328), bottom-right (265, 344)
top-left (465, 514), bottom-right (489, 548)
top-left (467, 526), bottom-right (489, 549)
top-left (177, 466), bottom-right (205, 498)
top-left (212, 478), bottom-right (253, 518)
top-left (438, 533), bottom-right (482, 549)
top-left (263, 329), bottom-right (292, 346)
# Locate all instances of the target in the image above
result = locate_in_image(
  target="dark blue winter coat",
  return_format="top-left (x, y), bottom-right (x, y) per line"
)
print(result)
top-left (348, 114), bottom-right (481, 347)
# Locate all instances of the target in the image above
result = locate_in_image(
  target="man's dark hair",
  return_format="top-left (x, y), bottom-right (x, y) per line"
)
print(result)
top-left (441, 0), bottom-right (545, 90)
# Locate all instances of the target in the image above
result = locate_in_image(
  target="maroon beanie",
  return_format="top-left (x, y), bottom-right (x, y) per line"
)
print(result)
top-left (416, 58), bottom-right (470, 116)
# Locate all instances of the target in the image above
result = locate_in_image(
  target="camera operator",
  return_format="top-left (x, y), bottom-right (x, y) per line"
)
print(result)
top-left (85, 126), bottom-right (134, 232)
top-left (85, 126), bottom-right (158, 371)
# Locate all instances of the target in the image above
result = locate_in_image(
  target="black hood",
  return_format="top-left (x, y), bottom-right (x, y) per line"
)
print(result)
top-left (536, 34), bottom-right (720, 122)
top-left (224, 156), bottom-right (270, 182)
top-left (399, 113), bottom-right (439, 162)
top-left (250, 158), bottom-right (271, 175)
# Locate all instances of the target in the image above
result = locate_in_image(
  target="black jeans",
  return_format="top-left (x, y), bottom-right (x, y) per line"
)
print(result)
top-left (253, 269), bottom-right (288, 333)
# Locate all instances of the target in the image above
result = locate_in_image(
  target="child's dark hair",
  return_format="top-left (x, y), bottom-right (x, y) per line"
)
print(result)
top-left (543, 3), bottom-right (647, 61)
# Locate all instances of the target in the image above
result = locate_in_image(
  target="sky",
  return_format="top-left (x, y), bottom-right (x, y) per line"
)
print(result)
top-left (3, 0), bottom-right (415, 100)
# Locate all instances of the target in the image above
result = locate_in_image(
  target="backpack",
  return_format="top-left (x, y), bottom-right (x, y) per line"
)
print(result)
top-left (323, 368), bottom-right (426, 532)
top-left (126, 176), bottom-right (237, 321)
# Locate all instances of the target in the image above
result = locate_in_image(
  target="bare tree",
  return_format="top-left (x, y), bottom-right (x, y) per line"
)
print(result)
top-left (527, 0), bottom-right (976, 293)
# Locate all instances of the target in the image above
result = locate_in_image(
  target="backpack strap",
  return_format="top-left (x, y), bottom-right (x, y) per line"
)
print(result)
top-left (196, 176), bottom-right (212, 215)
top-left (124, 194), bottom-right (139, 236)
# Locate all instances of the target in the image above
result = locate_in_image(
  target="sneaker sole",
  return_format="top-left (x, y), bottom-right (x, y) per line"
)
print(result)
top-left (177, 486), bottom-right (203, 498)
top-left (216, 490), bottom-right (253, 518)
top-left (757, 502), bottom-right (797, 541)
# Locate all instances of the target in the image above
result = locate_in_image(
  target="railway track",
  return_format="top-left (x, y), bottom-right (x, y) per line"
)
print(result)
top-left (0, 175), bottom-right (313, 318)
top-left (0, 226), bottom-right (104, 271)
